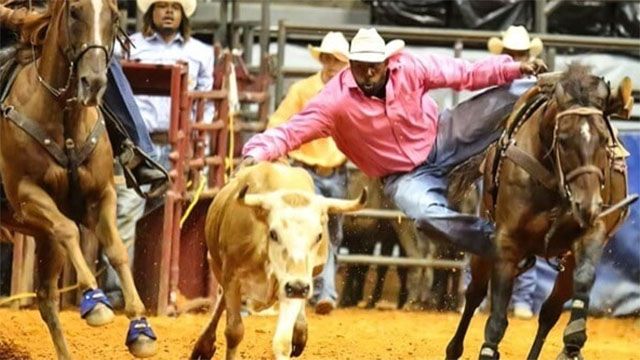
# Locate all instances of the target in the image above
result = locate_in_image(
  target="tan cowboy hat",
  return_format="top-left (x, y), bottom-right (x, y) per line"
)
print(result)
top-left (137, 0), bottom-right (197, 17)
top-left (488, 25), bottom-right (543, 56)
top-left (309, 32), bottom-right (350, 63)
top-left (349, 28), bottom-right (405, 63)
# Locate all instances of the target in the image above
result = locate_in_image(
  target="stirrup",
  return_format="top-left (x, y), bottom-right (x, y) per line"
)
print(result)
top-left (119, 141), bottom-right (170, 199)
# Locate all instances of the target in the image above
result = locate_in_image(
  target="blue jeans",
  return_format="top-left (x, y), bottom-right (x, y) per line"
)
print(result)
top-left (383, 80), bottom-right (534, 257)
top-left (104, 61), bottom-right (154, 154)
top-left (102, 181), bottom-right (146, 299)
top-left (299, 164), bottom-right (348, 303)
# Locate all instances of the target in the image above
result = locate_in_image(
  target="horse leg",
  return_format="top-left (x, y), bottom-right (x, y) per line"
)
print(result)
top-left (291, 303), bottom-right (308, 357)
top-left (191, 289), bottom-right (226, 360)
top-left (17, 182), bottom-right (111, 325)
top-left (558, 223), bottom-right (606, 360)
top-left (446, 256), bottom-right (491, 359)
top-left (479, 248), bottom-right (519, 360)
top-left (35, 239), bottom-right (71, 360)
top-left (527, 256), bottom-right (575, 360)
top-left (90, 187), bottom-right (156, 356)
top-left (224, 278), bottom-right (244, 360)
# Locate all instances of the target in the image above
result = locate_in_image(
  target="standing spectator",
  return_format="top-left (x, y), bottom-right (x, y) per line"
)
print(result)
top-left (267, 32), bottom-right (350, 315)
top-left (103, 0), bottom-right (214, 304)
top-left (129, 0), bottom-right (214, 169)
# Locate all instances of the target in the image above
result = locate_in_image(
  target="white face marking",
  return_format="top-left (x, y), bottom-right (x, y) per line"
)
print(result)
top-left (91, 0), bottom-right (102, 46)
top-left (580, 122), bottom-right (591, 142)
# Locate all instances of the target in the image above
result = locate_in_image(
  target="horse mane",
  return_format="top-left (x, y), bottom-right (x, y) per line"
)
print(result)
top-left (19, 1), bottom-right (53, 46)
top-left (559, 63), bottom-right (597, 106)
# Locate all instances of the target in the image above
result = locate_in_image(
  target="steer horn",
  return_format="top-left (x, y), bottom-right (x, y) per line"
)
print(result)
top-left (324, 187), bottom-right (368, 213)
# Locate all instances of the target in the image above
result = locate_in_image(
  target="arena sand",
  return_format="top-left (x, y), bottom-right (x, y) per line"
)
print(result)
top-left (0, 308), bottom-right (638, 359)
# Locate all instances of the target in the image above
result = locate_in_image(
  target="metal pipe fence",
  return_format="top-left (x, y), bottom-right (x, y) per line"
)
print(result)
top-left (275, 22), bottom-right (640, 103)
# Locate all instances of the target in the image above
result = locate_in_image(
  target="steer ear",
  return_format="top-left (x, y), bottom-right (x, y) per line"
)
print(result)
top-left (237, 184), bottom-right (270, 209)
top-left (606, 76), bottom-right (634, 119)
top-left (323, 187), bottom-right (368, 214)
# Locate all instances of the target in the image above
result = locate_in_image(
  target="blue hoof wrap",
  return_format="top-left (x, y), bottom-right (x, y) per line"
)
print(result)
top-left (126, 317), bottom-right (157, 346)
top-left (80, 288), bottom-right (113, 318)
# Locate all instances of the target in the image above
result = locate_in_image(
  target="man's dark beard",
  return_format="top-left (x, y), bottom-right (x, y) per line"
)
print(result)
top-left (360, 71), bottom-right (388, 98)
top-left (153, 25), bottom-right (179, 38)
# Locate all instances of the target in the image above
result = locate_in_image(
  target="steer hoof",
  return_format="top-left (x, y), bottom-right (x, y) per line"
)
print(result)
top-left (556, 349), bottom-right (584, 360)
top-left (291, 342), bottom-right (306, 357)
top-left (126, 318), bottom-right (158, 358)
top-left (190, 341), bottom-right (216, 360)
top-left (80, 289), bottom-right (114, 327)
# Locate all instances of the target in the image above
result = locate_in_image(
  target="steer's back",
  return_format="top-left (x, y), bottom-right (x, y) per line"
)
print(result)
top-left (204, 162), bottom-right (316, 280)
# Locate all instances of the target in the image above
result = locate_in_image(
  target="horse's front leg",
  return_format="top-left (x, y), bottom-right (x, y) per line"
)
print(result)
top-left (35, 238), bottom-right (71, 360)
top-left (16, 181), bottom-right (114, 326)
top-left (558, 221), bottom-right (606, 360)
top-left (90, 185), bottom-right (157, 357)
top-left (479, 231), bottom-right (519, 360)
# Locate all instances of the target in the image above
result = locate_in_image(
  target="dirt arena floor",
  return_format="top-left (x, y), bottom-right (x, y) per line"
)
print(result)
top-left (0, 308), bottom-right (638, 360)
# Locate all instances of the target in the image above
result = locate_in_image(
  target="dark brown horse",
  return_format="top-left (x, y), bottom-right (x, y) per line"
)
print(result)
top-left (445, 64), bottom-right (635, 360)
top-left (0, 1), bottom-right (156, 358)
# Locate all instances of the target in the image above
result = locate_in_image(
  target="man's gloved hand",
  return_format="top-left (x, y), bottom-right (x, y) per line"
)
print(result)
top-left (520, 58), bottom-right (548, 76)
top-left (233, 156), bottom-right (257, 176)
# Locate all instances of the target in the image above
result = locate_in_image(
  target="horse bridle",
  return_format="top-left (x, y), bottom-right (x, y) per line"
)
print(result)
top-left (33, 0), bottom-right (118, 102)
top-left (552, 107), bottom-right (607, 204)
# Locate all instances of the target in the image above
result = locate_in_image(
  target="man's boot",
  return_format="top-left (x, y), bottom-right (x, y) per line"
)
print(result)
top-left (118, 139), bottom-right (169, 198)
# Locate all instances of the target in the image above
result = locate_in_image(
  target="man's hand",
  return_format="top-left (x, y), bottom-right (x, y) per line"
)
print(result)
top-left (233, 156), bottom-right (257, 176)
top-left (519, 58), bottom-right (548, 76)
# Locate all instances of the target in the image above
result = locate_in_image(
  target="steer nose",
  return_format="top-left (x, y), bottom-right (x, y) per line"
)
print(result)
top-left (284, 280), bottom-right (310, 299)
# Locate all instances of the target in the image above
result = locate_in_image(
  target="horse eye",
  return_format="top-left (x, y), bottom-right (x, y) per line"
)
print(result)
top-left (69, 5), bottom-right (81, 20)
top-left (315, 233), bottom-right (322, 243)
top-left (269, 229), bottom-right (279, 243)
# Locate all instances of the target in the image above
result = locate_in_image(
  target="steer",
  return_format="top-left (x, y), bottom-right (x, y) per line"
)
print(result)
top-left (191, 162), bottom-right (366, 360)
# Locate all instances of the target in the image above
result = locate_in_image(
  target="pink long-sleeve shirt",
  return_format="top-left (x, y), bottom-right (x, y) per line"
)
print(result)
top-left (243, 51), bottom-right (523, 178)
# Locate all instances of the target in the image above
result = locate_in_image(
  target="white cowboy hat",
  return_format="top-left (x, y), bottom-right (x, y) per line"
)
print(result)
top-left (348, 28), bottom-right (405, 63)
top-left (137, 0), bottom-right (197, 17)
top-left (488, 25), bottom-right (543, 56)
top-left (309, 32), bottom-right (350, 63)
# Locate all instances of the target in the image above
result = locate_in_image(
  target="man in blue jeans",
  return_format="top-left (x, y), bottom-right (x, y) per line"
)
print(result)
top-left (240, 28), bottom-right (546, 261)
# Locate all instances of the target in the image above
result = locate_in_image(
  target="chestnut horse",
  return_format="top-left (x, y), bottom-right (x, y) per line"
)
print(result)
top-left (445, 64), bottom-right (635, 360)
top-left (0, 1), bottom-right (156, 358)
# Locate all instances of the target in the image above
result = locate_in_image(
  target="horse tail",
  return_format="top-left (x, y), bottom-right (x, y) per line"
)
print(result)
top-left (447, 148), bottom-right (489, 207)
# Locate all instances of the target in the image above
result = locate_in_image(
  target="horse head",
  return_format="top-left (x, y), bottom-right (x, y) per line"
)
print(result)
top-left (46, 0), bottom-right (119, 105)
top-left (546, 64), bottom-right (631, 227)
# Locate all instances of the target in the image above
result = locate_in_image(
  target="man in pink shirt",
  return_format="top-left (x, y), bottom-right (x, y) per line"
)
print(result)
top-left (242, 28), bottom-right (546, 257)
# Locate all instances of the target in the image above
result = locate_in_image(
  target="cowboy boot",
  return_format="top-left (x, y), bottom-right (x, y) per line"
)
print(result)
top-left (118, 139), bottom-right (169, 198)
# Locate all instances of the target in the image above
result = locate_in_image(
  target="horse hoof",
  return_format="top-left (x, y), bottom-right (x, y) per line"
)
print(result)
top-left (126, 318), bottom-right (158, 358)
top-left (84, 303), bottom-right (115, 327)
top-left (128, 335), bottom-right (157, 358)
top-left (80, 288), bottom-right (115, 327)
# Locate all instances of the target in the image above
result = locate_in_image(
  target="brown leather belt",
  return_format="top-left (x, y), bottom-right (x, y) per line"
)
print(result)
top-left (150, 131), bottom-right (169, 144)
top-left (291, 160), bottom-right (341, 177)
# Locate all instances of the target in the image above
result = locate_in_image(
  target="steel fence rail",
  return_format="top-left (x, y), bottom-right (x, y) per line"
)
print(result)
top-left (337, 255), bottom-right (467, 269)
top-left (275, 22), bottom-right (640, 103)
